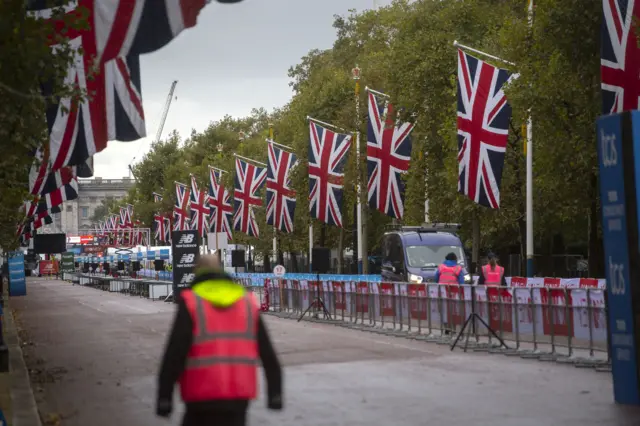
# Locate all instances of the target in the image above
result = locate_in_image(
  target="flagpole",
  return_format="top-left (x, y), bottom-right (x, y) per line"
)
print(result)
top-left (452, 40), bottom-right (516, 67)
top-left (269, 124), bottom-right (278, 268)
top-left (232, 153), bottom-right (267, 167)
top-left (526, 0), bottom-right (534, 277)
top-left (266, 138), bottom-right (294, 151)
top-left (353, 64), bottom-right (365, 274)
top-left (307, 116), bottom-right (348, 132)
top-left (309, 223), bottom-right (313, 272)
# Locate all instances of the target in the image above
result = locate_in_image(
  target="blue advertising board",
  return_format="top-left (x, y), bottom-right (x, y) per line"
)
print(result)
top-left (8, 251), bottom-right (26, 296)
top-left (597, 112), bottom-right (640, 405)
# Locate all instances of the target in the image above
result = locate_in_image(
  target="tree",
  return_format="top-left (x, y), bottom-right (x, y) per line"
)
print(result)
top-left (0, 1), bottom-right (84, 248)
top-left (125, 0), bottom-right (605, 275)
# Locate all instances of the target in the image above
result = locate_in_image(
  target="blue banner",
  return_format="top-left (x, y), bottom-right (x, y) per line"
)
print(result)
top-left (8, 251), bottom-right (26, 296)
top-left (597, 112), bottom-right (640, 405)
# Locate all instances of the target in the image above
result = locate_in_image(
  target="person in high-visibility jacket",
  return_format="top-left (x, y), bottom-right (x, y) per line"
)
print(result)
top-left (477, 252), bottom-right (506, 286)
top-left (434, 252), bottom-right (465, 285)
top-left (156, 255), bottom-right (282, 426)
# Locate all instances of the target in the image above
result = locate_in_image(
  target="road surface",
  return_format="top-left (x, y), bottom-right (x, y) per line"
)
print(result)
top-left (12, 278), bottom-right (640, 426)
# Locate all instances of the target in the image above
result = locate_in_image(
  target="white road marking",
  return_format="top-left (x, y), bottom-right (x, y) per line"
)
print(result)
top-left (78, 301), bottom-right (105, 313)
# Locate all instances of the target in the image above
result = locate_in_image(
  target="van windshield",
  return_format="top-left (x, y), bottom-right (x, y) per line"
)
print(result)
top-left (405, 245), bottom-right (466, 269)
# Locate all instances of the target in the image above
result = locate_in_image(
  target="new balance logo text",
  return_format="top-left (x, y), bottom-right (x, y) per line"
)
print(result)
top-left (178, 234), bottom-right (195, 244)
top-left (179, 253), bottom-right (195, 264)
top-left (180, 273), bottom-right (195, 284)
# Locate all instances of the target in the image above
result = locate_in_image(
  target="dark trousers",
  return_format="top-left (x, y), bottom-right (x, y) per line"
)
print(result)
top-left (182, 408), bottom-right (247, 426)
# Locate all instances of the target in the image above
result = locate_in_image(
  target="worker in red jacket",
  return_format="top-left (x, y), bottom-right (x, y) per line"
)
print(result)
top-left (156, 255), bottom-right (282, 426)
top-left (478, 252), bottom-right (507, 286)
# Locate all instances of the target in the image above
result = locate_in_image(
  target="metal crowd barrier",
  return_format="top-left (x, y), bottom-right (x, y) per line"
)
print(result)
top-left (60, 272), bottom-right (610, 369)
top-left (67, 272), bottom-right (173, 300)
top-left (235, 278), bottom-right (610, 370)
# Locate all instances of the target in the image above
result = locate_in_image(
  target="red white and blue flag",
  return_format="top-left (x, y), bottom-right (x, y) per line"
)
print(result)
top-left (367, 91), bottom-right (414, 219)
top-left (308, 121), bottom-right (352, 227)
top-left (457, 49), bottom-right (515, 209)
top-left (266, 141), bottom-right (297, 233)
top-left (208, 167), bottom-right (233, 240)
top-left (173, 183), bottom-right (191, 231)
top-left (26, 0), bottom-right (217, 173)
top-left (190, 174), bottom-right (210, 237)
top-left (601, 0), bottom-right (640, 113)
top-left (233, 158), bottom-right (267, 238)
top-left (153, 192), bottom-right (167, 242)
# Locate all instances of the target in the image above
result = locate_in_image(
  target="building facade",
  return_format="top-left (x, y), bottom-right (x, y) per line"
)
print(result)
top-left (40, 177), bottom-right (134, 236)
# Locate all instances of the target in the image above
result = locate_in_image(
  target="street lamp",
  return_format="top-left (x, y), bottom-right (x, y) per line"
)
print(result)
top-left (352, 64), bottom-right (361, 81)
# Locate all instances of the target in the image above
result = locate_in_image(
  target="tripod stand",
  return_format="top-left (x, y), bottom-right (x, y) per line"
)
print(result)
top-left (297, 272), bottom-right (332, 322)
top-left (450, 286), bottom-right (509, 352)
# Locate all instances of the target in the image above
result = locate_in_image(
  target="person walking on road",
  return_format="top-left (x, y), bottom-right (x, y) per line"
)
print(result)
top-left (156, 254), bottom-right (283, 426)
top-left (477, 253), bottom-right (506, 286)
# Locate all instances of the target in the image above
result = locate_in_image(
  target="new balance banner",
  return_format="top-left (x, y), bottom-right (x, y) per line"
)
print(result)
top-left (61, 252), bottom-right (75, 273)
top-left (8, 252), bottom-right (26, 297)
top-left (171, 230), bottom-right (200, 300)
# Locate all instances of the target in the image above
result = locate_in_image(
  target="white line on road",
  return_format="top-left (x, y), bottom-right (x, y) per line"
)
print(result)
top-left (78, 301), bottom-right (105, 313)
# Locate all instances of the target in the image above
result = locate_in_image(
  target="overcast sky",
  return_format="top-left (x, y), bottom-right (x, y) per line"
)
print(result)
top-left (93, 0), bottom-right (392, 179)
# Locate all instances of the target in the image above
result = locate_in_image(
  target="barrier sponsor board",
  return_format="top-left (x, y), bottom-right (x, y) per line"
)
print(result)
top-left (596, 111), bottom-right (640, 405)
top-left (8, 251), bottom-right (26, 296)
top-left (39, 260), bottom-right (59, 275)
top-left (171, 230), bottom-right (200, 298)
top-left (61, 252), bottom-right (75, 272)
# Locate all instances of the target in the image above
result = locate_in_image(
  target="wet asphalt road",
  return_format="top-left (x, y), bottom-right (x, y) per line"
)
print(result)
top-left (12, 278), bottom-right (640, 426)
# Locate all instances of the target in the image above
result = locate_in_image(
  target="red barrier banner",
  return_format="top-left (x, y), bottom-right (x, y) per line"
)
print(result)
top-left (511, 276), bottom-right (527, 287)
top-left (309, 280), bottom-right (323, 299)
top-left (446, 286), bottom-right (466, 326)
top-left (356, 282), bottom-right (369, 313)
top-left (39, 260), bottom-right (58, 275)
top-left (332, 282), bottom-right (346, 310)
top-left (378, 283), bottom-right (395, 316)
top-left (487, 287), bottom-right (513, 333)
top-left (407, 284), bottom-right (427, 320)
top-left (540, 278), bottom-right (572, 337)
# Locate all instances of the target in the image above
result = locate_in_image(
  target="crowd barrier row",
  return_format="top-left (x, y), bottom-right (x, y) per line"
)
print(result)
top-left (136, 270), bottom-right (607, 289)
top-left (63, 271), bottom-right (610, 369)
top-left (238, 278), bottom-right (610, 367)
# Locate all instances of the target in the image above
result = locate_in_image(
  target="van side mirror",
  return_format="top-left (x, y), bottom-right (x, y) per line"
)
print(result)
top-left (382, 262), bottom-right (396, 273)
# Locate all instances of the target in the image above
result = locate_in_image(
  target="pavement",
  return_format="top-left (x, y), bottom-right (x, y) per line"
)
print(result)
top-left (10, 277), bottom-right (640, 426)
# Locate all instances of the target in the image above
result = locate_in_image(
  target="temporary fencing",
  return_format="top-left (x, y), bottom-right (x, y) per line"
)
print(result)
top-left (64, 271), bottom-right (610, 369)
top-left (236, 277), bottom-right (609, 369)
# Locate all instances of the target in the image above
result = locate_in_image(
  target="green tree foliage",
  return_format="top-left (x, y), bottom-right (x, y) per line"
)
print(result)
top-left (128, 0), bottom-right (604, 274)
top-left (0, 1), bottom-right (84, 249)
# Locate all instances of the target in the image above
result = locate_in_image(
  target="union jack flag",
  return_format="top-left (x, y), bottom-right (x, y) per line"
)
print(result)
top-left (233, 158), bottom-right (267, 238)
top-left (208, 167), bottom-right (233, 240)
top-left (457, 49), bottom-right (516, 209)
top-left (308, 121), bottom-right (352, 227)
top-left (367, 91), bottom-right (414, 219)
top-left (190, 174), bottom-right (210, 237)
top-left (601, 0), bottom-right (640, 113)
top-left (174, 183), bottom-right (191, 231)
top-left (153, 192), bottom-right (167, 242)
top-left (26, 0), bottom-right (219, 174)
top-left (266, 141), bottom-right (297, 233)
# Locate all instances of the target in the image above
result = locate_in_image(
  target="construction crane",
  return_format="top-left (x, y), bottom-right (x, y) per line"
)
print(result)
top-left (128, 80), bottom-right (178, 179)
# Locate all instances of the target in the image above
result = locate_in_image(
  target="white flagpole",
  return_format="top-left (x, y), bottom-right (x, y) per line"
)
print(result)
top-left (353, 65), bottom-right (363, 274)
top-left (309, 224), bottom-right (313, 272)
top-left (268, 125), bottom-right (279, 267)
top-left (526, 0), bottom-right (534, 277)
